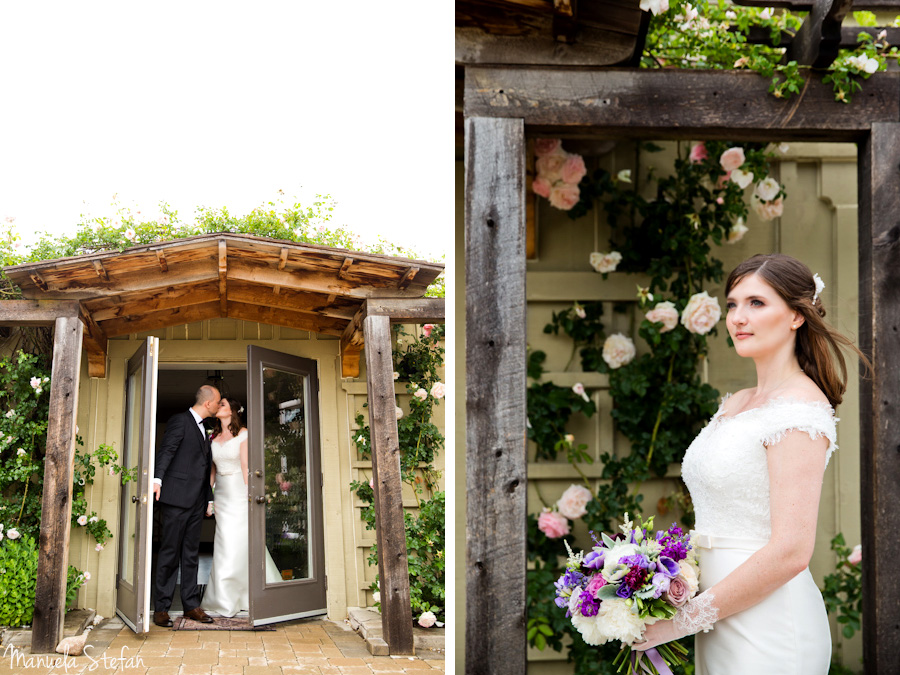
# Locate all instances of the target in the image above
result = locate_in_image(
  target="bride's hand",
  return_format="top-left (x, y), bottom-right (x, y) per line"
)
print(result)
top-left (206, 502), bottom-right (214, 517)
top-left (632, 618), bottom-right (680, 652)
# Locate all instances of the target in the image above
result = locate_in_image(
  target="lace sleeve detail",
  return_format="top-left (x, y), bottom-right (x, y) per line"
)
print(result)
top-left (758, 399), bottom-right (839, 466)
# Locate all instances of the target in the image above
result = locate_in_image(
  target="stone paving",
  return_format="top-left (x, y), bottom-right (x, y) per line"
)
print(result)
top-left (0, 616), bottom-right (444, 675)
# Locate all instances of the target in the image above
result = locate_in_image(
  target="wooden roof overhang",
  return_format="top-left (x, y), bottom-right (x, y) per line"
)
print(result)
top-left (2, 233), bottom-right (444, 379)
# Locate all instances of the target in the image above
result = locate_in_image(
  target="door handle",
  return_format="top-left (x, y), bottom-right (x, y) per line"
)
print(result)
top-left (255, 470), bottom-right (262, 477)
top-left (256, 496), bottom-right (266, 504)
top-left (132, 495), bottom-right (139, 503)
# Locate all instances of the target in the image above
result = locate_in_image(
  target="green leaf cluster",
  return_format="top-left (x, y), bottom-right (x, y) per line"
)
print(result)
top-left (821, 533), bottom-right (862, 640)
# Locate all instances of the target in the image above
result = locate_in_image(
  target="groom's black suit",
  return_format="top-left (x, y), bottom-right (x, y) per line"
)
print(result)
top-left (154, 410), bottom-right (214, 613)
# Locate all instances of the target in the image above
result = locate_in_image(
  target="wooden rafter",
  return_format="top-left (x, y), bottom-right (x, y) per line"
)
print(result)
top-left (78, 304), bottom-right (109, 379)
top-left (91, 260), bottom-right (110, 282)
top-left (0, 300), bottom-right (81, 325)
top-left (156, 250), bottom-right (168, 272)
top-left (83, 282), bottom-right (220, 322)
top-left (398, 267), bottom-right (419, 290)
top-left (30, 273), bottom-right (48, 291)
top-left (219, 239), bottom-right (228, 316)
top-left (226, 301), bottom-right (347, 336)
top-left (99, 301), bottom-right (221, 337)
top-left (226, 283), bottom-right (358, 321)
top-left (338, 257), bottom-right (354, 279)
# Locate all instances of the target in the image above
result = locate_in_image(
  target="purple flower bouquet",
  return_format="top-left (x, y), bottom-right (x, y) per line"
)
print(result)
top-left (554, 513), bottom-right (699, 675)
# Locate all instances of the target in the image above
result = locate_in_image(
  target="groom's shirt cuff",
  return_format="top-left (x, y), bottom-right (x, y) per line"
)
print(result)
top-left (153, 478), bottom-right (162, 486)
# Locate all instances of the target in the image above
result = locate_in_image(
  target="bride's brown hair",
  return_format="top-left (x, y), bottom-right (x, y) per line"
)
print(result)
top-left (212, 397), bottom-right (244, 439)
top-left (725, 253), bottom-right (870, 408)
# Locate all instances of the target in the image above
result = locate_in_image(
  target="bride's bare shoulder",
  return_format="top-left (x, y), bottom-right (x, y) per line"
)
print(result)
top-left (721, 388), bottom-right (754, 415)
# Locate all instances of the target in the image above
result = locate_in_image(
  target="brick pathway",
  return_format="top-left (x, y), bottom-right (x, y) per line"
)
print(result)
top-left (0, 618), bottom-right (444, 675)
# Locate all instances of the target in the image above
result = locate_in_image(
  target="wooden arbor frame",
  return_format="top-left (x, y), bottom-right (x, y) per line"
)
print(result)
top-left (464, 68), bottom-right (900, 672)
top-left (1, 235), bottom-right (444, 655)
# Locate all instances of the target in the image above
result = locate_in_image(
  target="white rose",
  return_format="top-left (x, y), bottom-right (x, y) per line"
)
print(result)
top-left (590, 251), bottom-right (622, 274)
top-left (16, 448), bottom-right (26, 457)
top-left (754, 177), bottom-right (781, 202)
top-left (30, 377), bottom-right (41, 389)
top-left (6, 527), bottom-right (19, 540)
top-left (678, 560), bottom-right (700, 596)
top-left (564, 433), bottom-right (575, 444)
top-left (430, 381), bottom-right (446, 399)
top-left (644, 301), bottom-right (679, 333)
top-left (572, 383), bottom-right (590, 402)
top-left (77, 515), bottom-right (88, 526)
top-left (864, 57), bottom-right (879, 74)
top-left (616, 169), bottom-right (632, 183)
top-left (124, 228), bottom-right (136, 242)
top-left (681, 291), bottom-right (722, 335)
top-left (392, 371), bottom-right (400, 380)
top-left (726, 218), bottom-right (749, 244)
top-left (602, 333), bottom-right (636, 369)
top-left (83, 571), bottom-right (91, 581)
top-left (95, 543), bottom-right (104, 552)
top-left (395, 406), bottom-right (404, 420)
top-left (556, 484), bottom-right (593, 520)
top-left (730, 168), bottom-right (754, 189)
top-left (373, 591), bottom-right (381, 604)
top-left (417, 611), bottom-right (437, 628)
top-left (89, 516), bottom-right (98, 524)
top-left (413, 388), bottom-right (428, 401)
top-left (752, 195), bottom-right (784, 221)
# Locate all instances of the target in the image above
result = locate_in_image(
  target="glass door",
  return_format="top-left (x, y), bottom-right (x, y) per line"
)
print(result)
top-left (247, 346), bottom-right (326, 625)
top-left (115, 337), bottom-right (159, 633)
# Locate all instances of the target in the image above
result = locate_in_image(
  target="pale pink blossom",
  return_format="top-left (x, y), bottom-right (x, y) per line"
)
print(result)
top-left (95, 543), bottom-right (104, 552)
top-left (715, 171), bottom-right (731, 190)
top-left (848, 545), bottom-right (862, 565)
top-left (557, 484), bottom-right (593, 520)
top-left (422, 324), bottom-right (435, 337)
top-left (589, 251), bottom-right (622, 274)
top-left (538, 509), bottom-right (570, 538)
top-left (689, 143), bottom-right (708, 163)
top-left (726, 218), bottom-right (749, 244)
top-left (536, 153), bottom-right (568, 183)
top-left (6, 527), bottom-right (19, 540)
top-left (532, 176), bottom-right (552, 198)
top-left (752, 195), bottom-right (784, 221)
top-left (680, 291), bottom-right (722, 335)
top-left (665, 576), bottom-right (690, 607)
top-left (549, 183), bottom-right (581, 210)
top-left (418, 611), bottom-right (437, 628)
top-left (83, 571), bottom-right (91, 581)
top-left (719, 147), bottom-right (746, 172)
top-left (77, 515), bottom-right (88, 526)
top-left (639, 0), bottom-right (669, 14)
top-left (564, 434), bottom-right (575, 444)
top-left (734, 56), bottom-right (750, 68)
top-left (602, 334), bottom-right (636, 369)
top-left (573, 303), bottom-right (586, 319)
top-left (645, 301), bottom-right (679, 332)
top-left (759, 7), bottom-right (773, 20)
top-left (730, 168), bottom-right (754, 189)
top-left (124, 228), bottom-right (136, 242)
top-left (560, 155), bottom-right (587, 185)
top-left (414, 388), bottom-right (428, 401)
top-left (535, 138), bottom-right (563, 157)
top-left (279, 481), bottom-right (292, 492)
top-left (754, 177), bottom-right (781, 202)
top-left (572, 383), bottom-right (590, 402)
top-left (395, 406), bottom-right (404, 420)
top-left (393, 371), bottom-right (400, 380)
top-left (430, 382), bottom-right (446, 399)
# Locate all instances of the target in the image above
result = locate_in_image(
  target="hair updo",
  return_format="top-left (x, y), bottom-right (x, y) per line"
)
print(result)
top-left (725, 253), bottom-right (869, 408)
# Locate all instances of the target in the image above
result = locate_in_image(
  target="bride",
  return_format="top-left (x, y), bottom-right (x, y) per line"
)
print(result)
top-left (202, 397), bottom-right (281, 617)
top-left (634, 254), bottom-right (868, 673)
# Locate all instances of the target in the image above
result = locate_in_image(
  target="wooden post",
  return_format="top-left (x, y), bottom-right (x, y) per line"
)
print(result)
top-left (31, 316), bottom-right (83, 654)
top-left (363, 314), bottom-right (415, 655)
top-left (858, 122), bottom-right (900, 672)
top-left (464, 116), bottom-right (527, 674)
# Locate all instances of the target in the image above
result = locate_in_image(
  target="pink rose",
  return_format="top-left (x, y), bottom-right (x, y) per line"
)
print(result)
top-left (556, 484), bottom-right (593, 520)
top-left (848, 545), bottom-right (862, 565)
top-left (752, 195), bottom-right (784, 221)
top-left (532, 176), bottom-right (552, 198)
top-left (665, 576), bottom-right (690, 607)
top-left (535, 138), bottom-right (563, 157)
top-left (549, 183), bottom-right (580, 210)
top-left (423, 324), bottom-right (434, 337)
top-left (537, 509), bottom-right (570, 539)
top-left (719, 147), bottom-right (746, 172)
top-left (645, 301), bottom-right (679, 333)
top-left (585, 573), bottom-right (607, 597)
top-left (536, 153), bottom-right (567, 183)
top-left (689, 142), bottom-right (708, 163)
top-left (560, 154), bottom-right (587, 185)
top-left (279, 481), bottom-right (292, 492)
top-left (680, 291), bottom-right (722, 335)
top-left (430, 381), bottom-right (445, 399)
top-left (716, 171), bottom-right (731, 190)
top-left (417, 611), bottom-right (437, 628)
top-left (414, 388), bottom-right (428, 401)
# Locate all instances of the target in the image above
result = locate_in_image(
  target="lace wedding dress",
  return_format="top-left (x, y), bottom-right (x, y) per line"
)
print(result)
top-left (202, 430), bottom-right (282, 617)
top-left (681, 397), bottom-right (837, 675)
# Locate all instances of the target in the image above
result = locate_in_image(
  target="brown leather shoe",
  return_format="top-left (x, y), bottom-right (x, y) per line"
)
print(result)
top-left (153, 611), bottom-right (173, 628)
top-left (184, 607), bottom-right (214, 623)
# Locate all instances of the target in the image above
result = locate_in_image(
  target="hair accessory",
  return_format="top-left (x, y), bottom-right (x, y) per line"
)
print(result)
top-left (238, 406), bottom-right (245, 414)
top-left (812, 273), bottom-right (825, 303)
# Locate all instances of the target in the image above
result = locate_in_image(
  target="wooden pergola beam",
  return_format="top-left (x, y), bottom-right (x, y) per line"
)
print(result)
top-left (85, 282), bottom-right (221, 322)
top-left (219, 240), bottom-right (228, 317)
top-left (78, 304), bottom-right (109, 379)
top-left (225, 301), bottom-right (347, 336)
top-left (464, 67), bottom-right (900, 141)
top-left (363, 314), bottom-right (414, 655)
top-left (99, 301), bottom-right (222, 337)
top-left (0, 300), bottom-right (81, 326)
top-left (32, 316), bottom-right (83, 653)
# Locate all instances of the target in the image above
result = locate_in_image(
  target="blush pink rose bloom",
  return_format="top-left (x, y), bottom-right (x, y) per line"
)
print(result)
top-left (665, 576), bottom-right (690, 607)
top-left (602, 333), bottom-right (636, 369)
top-left (726, 218), bottom-right (749, 244)
top-left (536, 153), bottom-right (568, 183)
top-left (719, 147), bottom-right (746, 172)
top-left (590, 251), bottom-right (622, 273)
top-left (535, 138), bottom-right (563, 157)
top-left (752, 195), bottom-right (784, 221)
top-left (561, 154), bottom-right (587, 185)
top-left (645, 301), bottom-right (679, 332)
top-left (414, 388), bottom-right (428, 401)
top-left (532, 176), bottom-right (552, 198)
top-left (538, 509), bottom-right (570, 538)
top-left (689, 142), bottom-right (708, 163)
top-left (423, 324), bottom-right (434, 337)
top-left (418, 611), bottom-right (437, 628)
top-left (556, 484), bottom-right (593, 520)
top-left (430, 381), bottom-right (446, 399)
top-left (279, 481), bottom-right (292, 492)
top-left (848, 544), bottom-right (862, 565)
top-left (681, 291), bottom-right (722, 335)
top-left (549, 183), bottom-right (581, 210)
top-left (585, 573), bottom-right (607, 597)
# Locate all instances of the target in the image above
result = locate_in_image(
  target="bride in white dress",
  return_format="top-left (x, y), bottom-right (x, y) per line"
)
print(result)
top-left (202, 397), bottom-right (281, 617)
top-left (633, 254), bottom-right (868, 674)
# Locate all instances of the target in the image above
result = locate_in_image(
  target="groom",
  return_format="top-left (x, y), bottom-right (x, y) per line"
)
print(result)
top-left (152, 384), bottom-right (221, 627)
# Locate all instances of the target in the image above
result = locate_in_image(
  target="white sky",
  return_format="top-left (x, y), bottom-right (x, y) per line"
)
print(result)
top-left (0, 2), bottom-right (453, 262)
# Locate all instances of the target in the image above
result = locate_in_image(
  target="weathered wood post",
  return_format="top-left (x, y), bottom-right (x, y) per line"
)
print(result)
top-left (363, 314), bottom-right (415, 655)
top-left (464, 115), bottom-right (527, 674)
top-left (32, 316), bottom-right (83, 653)
top-left (857, 122), bottom-right (900, 672)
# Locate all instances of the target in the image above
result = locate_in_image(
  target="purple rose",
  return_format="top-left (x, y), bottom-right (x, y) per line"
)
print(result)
top-left (665, 576), bottom-right (690, 607)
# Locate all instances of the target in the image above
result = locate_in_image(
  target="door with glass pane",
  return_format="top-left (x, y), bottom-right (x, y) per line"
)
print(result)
top-left (247, 346), bottom-right (326, 625)
top-left (115, 337), bottom-right (159, 633)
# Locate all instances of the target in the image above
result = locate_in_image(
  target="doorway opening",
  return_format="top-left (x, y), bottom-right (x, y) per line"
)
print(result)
top-left (150, 365), bottom-right (247, 613)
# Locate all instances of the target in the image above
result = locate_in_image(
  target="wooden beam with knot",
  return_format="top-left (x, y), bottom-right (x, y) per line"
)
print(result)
top-left (783, 0), bottom-right (854, 68)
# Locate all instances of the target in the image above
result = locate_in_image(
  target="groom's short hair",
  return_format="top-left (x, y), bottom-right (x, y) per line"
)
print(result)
top-left (195, 385), bottom-right (220, 406)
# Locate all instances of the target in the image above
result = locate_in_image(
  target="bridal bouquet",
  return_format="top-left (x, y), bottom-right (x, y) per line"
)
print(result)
top-left (554, 513), bottom-right (698, 675)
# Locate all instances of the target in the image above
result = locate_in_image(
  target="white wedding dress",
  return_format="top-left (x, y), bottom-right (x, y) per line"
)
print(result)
top-left (681, 396), bottom-right (837, 675)
top-left (202, 430), bottom-right (282, 617)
